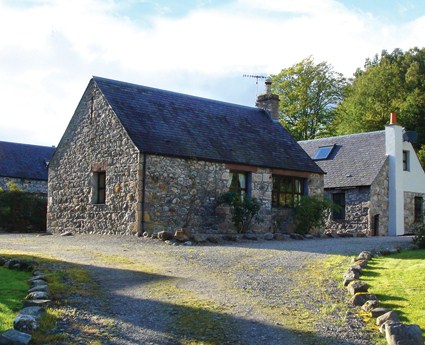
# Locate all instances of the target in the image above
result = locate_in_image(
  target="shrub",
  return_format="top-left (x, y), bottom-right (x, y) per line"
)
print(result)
top-left (412, 222), bottom-right (425, 249)
top-left (217, 192), bottom-right (262, 233)
top-left (0, 183), bottom-right (47, 232)
top-left (294, 195), bottom-right (334, 234)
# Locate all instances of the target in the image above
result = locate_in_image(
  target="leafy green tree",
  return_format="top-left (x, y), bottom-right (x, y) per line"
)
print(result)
top-left (335, 48), bottom-right (425, 157)
top-left (271, 56), bottom-right (346, 140)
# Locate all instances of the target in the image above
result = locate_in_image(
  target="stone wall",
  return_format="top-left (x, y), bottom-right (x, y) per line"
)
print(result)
top-left (325, 187), bottom-right (370, 233)
top-left (404, 191), bottom-right (425, 232)
top-left (324, 162), bottom-right (390, 236)
top-left (47, 81), bottom-right (324, 236)
top-left (47, 82), bottom-right (141, 235)
top-left (143, 155), bottom-right (228, 234)
top-left (370, 161), bottom-right (389, 236)
top-left (143, 160), bottom-right (314, 234)
top-left (0, 177), bottom-right (47, 194)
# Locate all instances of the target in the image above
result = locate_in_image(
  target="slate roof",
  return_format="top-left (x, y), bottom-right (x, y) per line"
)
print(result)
top-left (93, 77), bottom-right (323, 173)
top-left (0, 141), bottom-right (55, 181)
top-left (298, 131), bottom-right (387, 188)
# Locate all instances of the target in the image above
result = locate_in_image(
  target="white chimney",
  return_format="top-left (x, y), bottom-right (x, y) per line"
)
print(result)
top-left (385, 112), bottom-right (404, 236)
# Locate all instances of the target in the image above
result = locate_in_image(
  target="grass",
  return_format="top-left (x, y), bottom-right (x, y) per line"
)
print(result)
top-left (361, 249), bottom-right (425, 338)
top-left (0, 253), bottom-right (110, 344)
top-left (0, 267), bottom-right (31, 332)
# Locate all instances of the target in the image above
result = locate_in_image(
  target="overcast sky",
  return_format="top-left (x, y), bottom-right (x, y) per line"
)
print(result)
top-left (1, 0), bottom-right (424, 147)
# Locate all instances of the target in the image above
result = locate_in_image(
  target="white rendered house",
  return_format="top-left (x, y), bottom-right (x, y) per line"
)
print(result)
top-left (386, 112), bottom-right (425, 235)
top-left (299, 113), bottom-right (425, 236)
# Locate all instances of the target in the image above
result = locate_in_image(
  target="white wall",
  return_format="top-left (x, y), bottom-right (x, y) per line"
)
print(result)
top-left (402, 141), bottom-right (425, 193)
top-left (386, 123), bottom-right (425, 236)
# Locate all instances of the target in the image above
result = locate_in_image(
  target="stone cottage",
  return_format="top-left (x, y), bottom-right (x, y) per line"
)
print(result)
top-left (0, 141), bottom-right (54, 194)
top-left (47, 77), bottom-right (324, 236)
top-left (299, 113), bottom-right (425, 236)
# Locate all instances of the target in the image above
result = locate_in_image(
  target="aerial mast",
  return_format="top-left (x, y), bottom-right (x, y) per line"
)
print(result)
top-left (243, 74), bottom-right (267, 97)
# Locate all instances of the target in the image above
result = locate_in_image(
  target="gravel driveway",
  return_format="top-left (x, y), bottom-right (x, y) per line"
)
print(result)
top-left (0, 233), bottom-right (414, 344)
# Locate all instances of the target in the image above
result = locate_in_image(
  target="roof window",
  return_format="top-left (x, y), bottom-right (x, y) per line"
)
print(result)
top-left (313, 145), bottom-right (334, 160)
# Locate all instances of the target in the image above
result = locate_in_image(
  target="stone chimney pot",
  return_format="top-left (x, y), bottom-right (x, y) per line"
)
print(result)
top-left (256, 80), bottom-right (280, 120)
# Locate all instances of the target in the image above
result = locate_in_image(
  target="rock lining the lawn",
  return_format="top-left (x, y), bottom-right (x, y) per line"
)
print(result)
top-left (345, 249), bottom-right (424, 345)
top-left (0, 257), bottom-right (52, 345)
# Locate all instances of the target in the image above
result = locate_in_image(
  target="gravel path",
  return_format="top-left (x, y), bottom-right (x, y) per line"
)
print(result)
top-left (0, 233), bottom-right (414, 344)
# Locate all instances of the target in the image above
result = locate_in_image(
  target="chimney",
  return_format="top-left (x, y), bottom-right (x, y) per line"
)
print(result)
top-left (256, 79), bottom-right (280, 120)
top-left (385, 112), bottom-right (404, 236)
top-left (390, 111), bottom-right (398, 125)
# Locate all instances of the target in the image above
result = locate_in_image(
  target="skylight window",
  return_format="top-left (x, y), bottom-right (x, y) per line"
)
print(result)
top-left (313, 145), bottom-right (334, 160)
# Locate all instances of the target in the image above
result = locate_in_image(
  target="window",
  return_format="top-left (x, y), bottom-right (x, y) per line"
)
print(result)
top-left (414, 196), bottom-right (423, 223)
top-left (332, 193), bottom-right (345, 220)
top-left (272, 175), bottom-right (304, 208)
top-left (403, 151), bottom-right (410, 171)
top-left (228, 171), bottom-right (248, 200)
top-left (313, 145), bottom-right (334, 160)
top-left (94, 171), bottom-right (106, 204)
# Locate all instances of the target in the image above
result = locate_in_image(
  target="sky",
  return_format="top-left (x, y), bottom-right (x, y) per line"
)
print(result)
top-left (1, 0), bottom-right (425, 147)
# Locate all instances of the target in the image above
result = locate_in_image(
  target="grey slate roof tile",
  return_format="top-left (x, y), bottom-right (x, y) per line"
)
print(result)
top-left (0, 141), bottom-right (55, 181)
top-left (298, 131), bottom-right (387, 188)
top-left (93, 77), bottom-right (323, 174)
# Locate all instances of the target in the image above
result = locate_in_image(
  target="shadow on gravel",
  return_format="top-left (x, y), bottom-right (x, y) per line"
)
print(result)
top-left (15, 255), bottom-right (366, 345)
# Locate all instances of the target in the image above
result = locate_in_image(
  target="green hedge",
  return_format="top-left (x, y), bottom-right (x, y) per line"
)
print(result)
top-left (0, 190), bottom-right (47, 232)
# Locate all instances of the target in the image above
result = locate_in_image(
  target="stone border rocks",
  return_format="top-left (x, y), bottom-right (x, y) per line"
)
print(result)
top-left (142, 228), bottom-right (332, 246)
top-left (0, 257), bottom-right (51, 345)
top-left (344, 249), bottom-right (424, 345)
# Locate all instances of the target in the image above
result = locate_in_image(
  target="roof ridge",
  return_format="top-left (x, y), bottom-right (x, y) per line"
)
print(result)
top-left (93, 76), bottom-right (260, 112)
top-left (298, 130), bottom-right (385, 143)
top-left (0, 140), bottom-right (55, 149)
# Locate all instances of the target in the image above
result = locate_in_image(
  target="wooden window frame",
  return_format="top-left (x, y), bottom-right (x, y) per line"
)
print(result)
top-left (228, 171), bottom-right (249, 201)
top-left (94, 171), bottom-right (106, 204)
top-left (272, 175), bottom-right (305, 208)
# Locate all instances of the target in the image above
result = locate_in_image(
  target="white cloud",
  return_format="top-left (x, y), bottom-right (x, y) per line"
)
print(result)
top-left (0, 0), bottom-right (424, 146)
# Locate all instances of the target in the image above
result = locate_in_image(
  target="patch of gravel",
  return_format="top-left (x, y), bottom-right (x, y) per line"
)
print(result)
top-left (0, 233), bottom-right (414, 344)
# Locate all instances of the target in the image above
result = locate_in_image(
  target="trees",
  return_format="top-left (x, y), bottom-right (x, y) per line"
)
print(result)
top-left (335, 48), bottom-right (425, 166)
top-left (270, 56), bottom-right (346, 141)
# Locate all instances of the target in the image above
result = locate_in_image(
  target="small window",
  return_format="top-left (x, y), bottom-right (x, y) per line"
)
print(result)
top-left (332, 193), bottom-right (345, 220)
top-left (313, 145), bottom-right (334, 160)
top-left (228, 171), bottom-right (248, 200)
top-left (403, 151), bottom-right (410, 171)
top-left (94, 171), bottom-right (106, 204)
top-left (414, 196), bottom-right (423, 223)
top-left (272, 175), bottom-right (305, 208)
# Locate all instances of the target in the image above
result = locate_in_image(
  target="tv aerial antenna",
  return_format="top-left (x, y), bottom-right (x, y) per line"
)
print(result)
top-left (243, 74), bottom-right (267, 96)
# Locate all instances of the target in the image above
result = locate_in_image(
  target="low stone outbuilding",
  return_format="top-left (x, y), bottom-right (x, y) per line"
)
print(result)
top-left (0, 141), bottom-right (54, 194)
top-left (299, 113), bottom-right (425, 236)
top-left (47, 77), bottom-right (324, 236)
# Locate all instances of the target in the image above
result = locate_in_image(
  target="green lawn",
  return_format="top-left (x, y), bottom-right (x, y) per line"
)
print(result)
top-left (361, 249), bottom-right (425, 337)
top-left (0, 266), bottom-right (31, 332)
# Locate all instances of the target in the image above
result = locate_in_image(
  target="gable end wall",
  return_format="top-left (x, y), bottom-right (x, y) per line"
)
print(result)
top-left (47, 83), bottom-right (141, 235)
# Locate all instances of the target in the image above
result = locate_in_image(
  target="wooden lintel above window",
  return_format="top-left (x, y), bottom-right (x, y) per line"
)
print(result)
top-left (225, 163), bottom-right (258, 173)
top-left (271, 169), bottom-right (311, 178)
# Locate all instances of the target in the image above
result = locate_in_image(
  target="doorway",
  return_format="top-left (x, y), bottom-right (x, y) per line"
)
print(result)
top-left (372, 214), bottom-right (380, 236)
